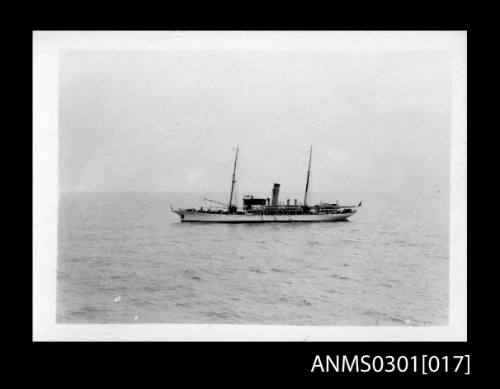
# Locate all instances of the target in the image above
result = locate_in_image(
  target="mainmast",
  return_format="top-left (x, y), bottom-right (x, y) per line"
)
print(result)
top-left (228, 146), bottom-right (239, 211)
top-left (303, 146), bottom-right (312, 206)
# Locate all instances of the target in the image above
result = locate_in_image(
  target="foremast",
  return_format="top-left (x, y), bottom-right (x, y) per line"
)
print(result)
top-left (303, 146), bottom-right (312, 206)
top-left (228, 146), bottom-right (239, 213)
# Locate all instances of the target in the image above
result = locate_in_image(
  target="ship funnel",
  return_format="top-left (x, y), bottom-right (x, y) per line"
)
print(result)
top-left (286, 199), bottom-right (290, 206)
top-left (271, 183), bottom-right (280, 206)
top-left (294, 199), bottom-right (297, 206)
top-left (266, 198), bottom-right (270, 206)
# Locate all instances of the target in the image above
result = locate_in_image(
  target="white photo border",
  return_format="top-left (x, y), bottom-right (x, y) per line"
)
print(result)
top-left (33, 30), bottom-right (467, 341)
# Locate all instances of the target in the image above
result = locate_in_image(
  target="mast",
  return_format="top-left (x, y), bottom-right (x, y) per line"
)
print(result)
top-left (228, 146), bottom-right (239, 211)
top-left (303, 146), bottom-right (312, 206)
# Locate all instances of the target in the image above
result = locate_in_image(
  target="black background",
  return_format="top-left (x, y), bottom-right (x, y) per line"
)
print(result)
top-left (18, 4), bottom-right (477, 384)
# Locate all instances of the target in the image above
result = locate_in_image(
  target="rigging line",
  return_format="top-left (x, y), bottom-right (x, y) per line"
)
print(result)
top-left (204, 149), bottom-right (240, 194)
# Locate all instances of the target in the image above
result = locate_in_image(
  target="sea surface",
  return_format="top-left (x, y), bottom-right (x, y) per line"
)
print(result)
top-left (57, 191), bottom-right (449, 325)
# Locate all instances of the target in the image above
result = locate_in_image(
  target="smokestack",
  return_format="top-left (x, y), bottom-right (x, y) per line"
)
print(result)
top-left (271, 183), bottom-right (280, 206)
top-left (294, 199), bottom-right (297, 206)
top-left (286, 199), bottom-right (290, 206)
top-left (266, 198), bottom-right (270, 206)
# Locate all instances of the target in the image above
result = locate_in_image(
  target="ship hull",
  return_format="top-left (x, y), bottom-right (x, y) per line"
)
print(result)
top-left (174, 211), bottom-right (356, 223)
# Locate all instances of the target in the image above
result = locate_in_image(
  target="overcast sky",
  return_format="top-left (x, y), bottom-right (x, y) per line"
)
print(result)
top-left (59, 49), bottom-right (450, 202)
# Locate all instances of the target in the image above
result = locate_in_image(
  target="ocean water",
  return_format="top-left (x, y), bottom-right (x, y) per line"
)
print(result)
top-left (57, 192), bottom-right (449, 325)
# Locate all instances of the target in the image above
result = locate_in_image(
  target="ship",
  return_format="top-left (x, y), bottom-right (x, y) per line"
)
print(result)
top-left (171, 146), bottom-right (361, 223)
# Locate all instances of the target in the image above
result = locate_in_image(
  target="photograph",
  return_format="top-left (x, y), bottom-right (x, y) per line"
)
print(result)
top-left (33, 31), bottom-right (467, 341)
